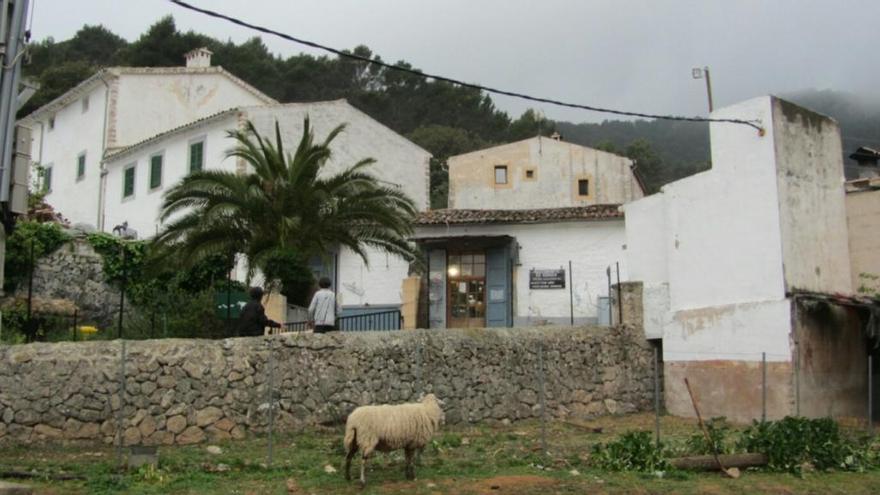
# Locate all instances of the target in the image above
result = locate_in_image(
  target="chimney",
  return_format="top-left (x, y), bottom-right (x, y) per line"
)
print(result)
top-left (184, 47), bottom-right (213, 68)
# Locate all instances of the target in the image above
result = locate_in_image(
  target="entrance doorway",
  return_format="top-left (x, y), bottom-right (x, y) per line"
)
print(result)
top-left (447, 252), bottom-right (486, 328)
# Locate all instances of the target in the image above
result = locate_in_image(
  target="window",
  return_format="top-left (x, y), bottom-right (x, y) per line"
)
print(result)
top-left (149, 154), bottom-right (163, 190)
top-left (123, 164), bottom-right (135, 198)
top-left (43, 165), bottom-right (53, 192)
top-left (525, 169), bottom-right (535, 179)
top-left (189, 140), bottom-right (204, 172)
top-left (578, 179), bottom-right (590, 196)
top-left (76, 152), bottom-right (86, 181)
top-left (494, 165), bottom-right (508, 185)
top-left (48, 115), bottom-right (55, 131)
top-left (81, 96), bottom-right (89, 113)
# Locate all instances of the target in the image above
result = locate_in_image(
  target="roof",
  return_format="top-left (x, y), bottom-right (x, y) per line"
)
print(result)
top-left (448, 135), bottom-right (630, 163)
top-left (19, 65), bottom-right (277, 123)
top-left (104, 108), bottom-right (240, 162)
top-left (414, 204), bottom-right (623, 226)
top-left (850, 146), bottom-right (880, 163)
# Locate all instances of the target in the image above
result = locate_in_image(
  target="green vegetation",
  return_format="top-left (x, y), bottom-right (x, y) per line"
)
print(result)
top-left (591, 430), bottom-right (669, 472)
top-left (1, 220), bottom-right (69, 293)
top-left (3, 414), bottom-right (880, 494)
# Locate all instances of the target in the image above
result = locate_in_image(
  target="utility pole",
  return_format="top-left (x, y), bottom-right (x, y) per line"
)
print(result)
top-left (0, 0), bottom-right (32, 294)
top-left (691, 66), bottom-right (714, 113)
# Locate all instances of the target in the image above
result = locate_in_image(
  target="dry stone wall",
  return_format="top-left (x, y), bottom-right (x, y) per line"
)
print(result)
top-left (0, 325), bottom-right (654, 446)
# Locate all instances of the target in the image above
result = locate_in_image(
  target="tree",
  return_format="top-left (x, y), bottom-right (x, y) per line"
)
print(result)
top-left (154, 118), bottom-right (418, 300)
top-left (408, 125), bottom-right (489, 208)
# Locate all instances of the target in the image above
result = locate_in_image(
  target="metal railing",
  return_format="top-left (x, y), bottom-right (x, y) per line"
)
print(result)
top-left (281, 309), bottom-right (403, 333)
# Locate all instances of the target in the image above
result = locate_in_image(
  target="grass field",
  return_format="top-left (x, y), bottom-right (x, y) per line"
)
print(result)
top-left (2, 413), bottom-right (880, 494)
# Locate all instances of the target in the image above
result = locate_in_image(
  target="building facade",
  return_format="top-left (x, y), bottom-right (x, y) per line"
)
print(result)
top-left (448, 136), bottom-right (643, 210)
top-left (18, 48), bottom-right (276, 230)
top-left (623, 96), bottom-right (868, 423)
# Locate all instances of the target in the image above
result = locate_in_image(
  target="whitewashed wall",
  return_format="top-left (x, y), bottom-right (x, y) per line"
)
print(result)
top-left (104, 115), bottom-right (237, 237)
top-left (112, 71), bottom-right (267, 147)
top-left (771, 99), bottom-right (852, 294)
top-left (244, 101), bottom-right (431, 211)
top-left (336, 247), bottom-right (410, 308)
top-left (414, 220), bottom-right (627, 323)
top-left (448, 137), bottom-right (642, 210)
top-left (31, 83), bottom-right (108, 228)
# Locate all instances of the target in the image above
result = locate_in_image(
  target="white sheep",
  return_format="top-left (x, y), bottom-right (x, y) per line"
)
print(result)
top-left (343, 394), bottom-right (444, 485)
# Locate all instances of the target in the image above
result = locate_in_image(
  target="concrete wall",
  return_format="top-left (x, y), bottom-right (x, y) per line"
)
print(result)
top-left (32, 83), bottom-right (108, 228)
top-left (112, 71), bottom-right (267, 147)
top-left (104, 115), bottom-right (235, 237)
top-left (414, 220), bottom-right (627, 323)
top-left (0, 325), bottom-right (654, 445)
top-left (845, 186), bottom-right (880, 294)
top-left (771, 98), bottom-right (851, 294)
top-left (448, 137), bottom-right (642, 210)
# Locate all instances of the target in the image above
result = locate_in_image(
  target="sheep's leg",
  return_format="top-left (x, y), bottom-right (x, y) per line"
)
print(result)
top-left (404, 448), bottom-right (415, 480)
top-left (359, 452), bottom-right (369, 486)
top-left (345, 444), bottom-right (357, 481)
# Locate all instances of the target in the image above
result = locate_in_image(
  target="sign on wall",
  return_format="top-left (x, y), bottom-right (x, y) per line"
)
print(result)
top-left (529, 268), bottom-right (566, 289)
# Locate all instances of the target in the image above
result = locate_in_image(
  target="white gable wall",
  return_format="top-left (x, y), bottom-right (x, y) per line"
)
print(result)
top-left (112, 71), bottom-right (267, 147)
top-left (33, 83), bottom-right (108, 228)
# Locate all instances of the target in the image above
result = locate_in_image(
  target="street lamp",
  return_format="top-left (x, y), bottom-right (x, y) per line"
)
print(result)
top-left (692, 66), bottom-right (714, 113)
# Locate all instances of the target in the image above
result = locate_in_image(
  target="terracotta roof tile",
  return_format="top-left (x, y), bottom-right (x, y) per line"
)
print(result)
top-left (415, 204), bottom-right (623, 226)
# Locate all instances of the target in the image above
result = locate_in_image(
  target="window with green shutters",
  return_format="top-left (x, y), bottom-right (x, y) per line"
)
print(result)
top-left (43, 165), bottom-right (53, 192)
top-left (150, 154), bottom-right (163, 189)
top-left (190, 140), bottom-right (204, 172)
top-left (123, 165), bottom-right (135, 198)
top-left (76, 153), bottom-right (86, 181)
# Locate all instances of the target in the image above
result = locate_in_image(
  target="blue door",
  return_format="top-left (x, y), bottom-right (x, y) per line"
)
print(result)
top-left (428, 249), bottom-right (447, 329)
top-left (485, 246), bottom-right (511, 327)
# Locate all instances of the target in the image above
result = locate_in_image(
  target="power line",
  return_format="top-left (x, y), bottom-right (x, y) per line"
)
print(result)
top-left (168, 0), bottom-right (764, 133)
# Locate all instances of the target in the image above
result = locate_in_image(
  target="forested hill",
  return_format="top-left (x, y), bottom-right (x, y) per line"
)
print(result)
top-left (22, 18), bottom-right (880, 204)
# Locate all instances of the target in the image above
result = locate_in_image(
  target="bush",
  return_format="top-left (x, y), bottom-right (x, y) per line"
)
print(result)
top-left (591, 431), bottom-right (668, 472)
top-left (3, 220), bottom-right (69, 293)
top-left (685, 417), bottom-right (733, 455)
top-left (738, 416), bottom-right (877, 473)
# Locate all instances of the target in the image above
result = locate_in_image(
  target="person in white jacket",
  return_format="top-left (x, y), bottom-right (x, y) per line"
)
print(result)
top-left (308, 277), bottom-right (341, 333)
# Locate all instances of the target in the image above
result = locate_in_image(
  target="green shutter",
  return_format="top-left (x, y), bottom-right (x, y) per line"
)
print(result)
top-left (190, 141), bottom-right (204, 172)
top-left (123, 166), bottom-right (135, 197)
top-left (150, 155), bottom-right (162, 189)
top-left (44, 166), bottom-right (52, 192)
top-left (77, 154), bottom-right (85, 180)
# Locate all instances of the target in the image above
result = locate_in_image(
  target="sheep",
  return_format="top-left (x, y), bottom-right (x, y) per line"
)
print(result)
top-left (343, 394), bottom-right (444, 485)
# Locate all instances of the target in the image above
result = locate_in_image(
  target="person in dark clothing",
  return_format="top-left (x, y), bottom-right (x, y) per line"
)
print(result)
top-left (237, 287), bottom-right (282, 336)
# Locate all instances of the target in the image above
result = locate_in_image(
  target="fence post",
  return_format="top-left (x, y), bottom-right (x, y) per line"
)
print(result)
top-left (266, 339), bottom-right (275, 466)
top-left (117, 246), bottom-right (126, 340)
top-left (762, 352), bottom-right (767, 422)
top-left (653, 344), bottom-right (661, 446)
top-left (615, 262), bottom-right (622, 325)
top-left (538, 339), bottom-right (547, 456)
top-left (568, 260), bottom-right (573, 326)
top-left (869, 354), bottom-right (873, 433)
top-left (116, 339), bottom-right (127, 470)
top-left (72, 309), bottom-right (78, 342)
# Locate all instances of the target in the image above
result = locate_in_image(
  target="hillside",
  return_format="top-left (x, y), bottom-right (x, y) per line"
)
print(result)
top-left (22, 18), bottom-right (880, 202)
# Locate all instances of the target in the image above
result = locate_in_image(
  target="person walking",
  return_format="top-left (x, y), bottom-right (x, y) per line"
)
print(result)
top-left (237, 286), bottom-right (282, 336)
top-left (309, 277), bottom-right (341, 333)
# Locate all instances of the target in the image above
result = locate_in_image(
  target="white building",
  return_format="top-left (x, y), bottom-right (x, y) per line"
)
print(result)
top-left (414, 137), bottom-right (642, 328)
top-left (623, 96), bottom-right (867, 422)
top-left (101, 99), bottom-right (430, 313)
top-left (448, 135), bottom-right (644, 209)
top-left (18, 48), bottom-right (276, 230)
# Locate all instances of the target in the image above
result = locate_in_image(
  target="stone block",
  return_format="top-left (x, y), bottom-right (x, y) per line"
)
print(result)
top-left (166, 415), bottom-right (186, 434)
top-left (176, 426), bottom-right (205, 445)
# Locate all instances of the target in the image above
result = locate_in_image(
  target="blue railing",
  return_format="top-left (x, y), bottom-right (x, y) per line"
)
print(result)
top-left (282, 309), bottom-right (402, 333)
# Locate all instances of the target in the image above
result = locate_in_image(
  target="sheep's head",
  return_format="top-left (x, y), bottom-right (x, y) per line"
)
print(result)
top-left (421, 394), bottom-right (445, 425)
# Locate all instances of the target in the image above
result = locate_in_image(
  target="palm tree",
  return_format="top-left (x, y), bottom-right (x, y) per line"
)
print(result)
top-left (153, 117), bottom-right (418, 286)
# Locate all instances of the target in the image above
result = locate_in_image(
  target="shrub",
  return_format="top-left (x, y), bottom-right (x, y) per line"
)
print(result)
top-left (685, 417), bottom-right (733, 455)
top-left (3, 220), bottom-right (69, 292)
top-left (738, 416), bottom-right (877, 473)
top-left (591, 431), bottom-right (668, 472)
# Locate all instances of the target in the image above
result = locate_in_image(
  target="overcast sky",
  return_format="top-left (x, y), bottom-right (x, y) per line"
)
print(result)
top-left (33, 0), bottom-right (880, 123)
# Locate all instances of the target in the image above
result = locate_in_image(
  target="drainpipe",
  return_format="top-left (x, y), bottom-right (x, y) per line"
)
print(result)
top-left (97, 72), bottom-right (111, 231)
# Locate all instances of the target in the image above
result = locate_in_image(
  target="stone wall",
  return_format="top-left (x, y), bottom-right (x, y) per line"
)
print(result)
top-left (13, 234), bottom-right (122, 329)
top-left (0, 325), bottom-right (653, 445)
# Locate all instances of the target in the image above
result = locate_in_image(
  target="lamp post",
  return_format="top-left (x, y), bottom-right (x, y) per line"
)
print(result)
top-left (692, 66), bottom-right (714, 113)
